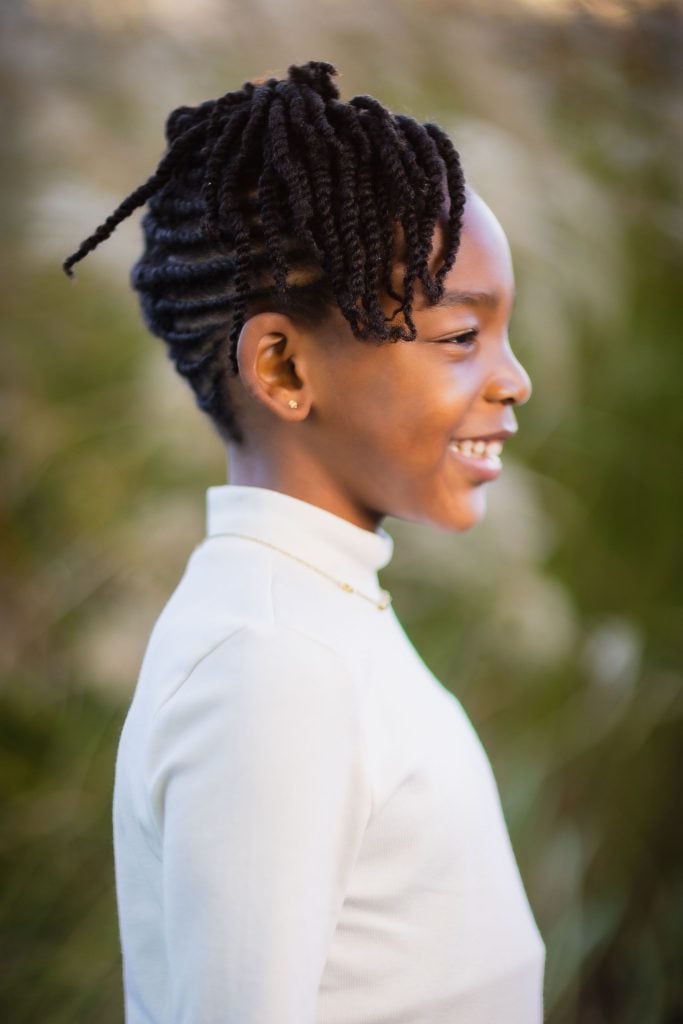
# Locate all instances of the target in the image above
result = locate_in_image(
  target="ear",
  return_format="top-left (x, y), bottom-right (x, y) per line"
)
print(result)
top-left (234, 312), bottom-right (311, 423)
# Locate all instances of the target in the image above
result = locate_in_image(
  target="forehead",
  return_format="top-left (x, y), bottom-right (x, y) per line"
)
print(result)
top-left (419, 191), bottom-right (514, 311)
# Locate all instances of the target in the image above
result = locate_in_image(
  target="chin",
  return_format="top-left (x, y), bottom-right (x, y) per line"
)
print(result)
top-left (441, 489), bottom-right (489, 533)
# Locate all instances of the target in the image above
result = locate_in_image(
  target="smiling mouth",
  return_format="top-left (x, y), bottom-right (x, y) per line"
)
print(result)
top-left (448, 438), bottom-right (504, 459)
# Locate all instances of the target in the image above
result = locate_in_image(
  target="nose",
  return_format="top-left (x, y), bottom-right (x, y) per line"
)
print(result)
top-left (484, 341), bottom-right (532, 407)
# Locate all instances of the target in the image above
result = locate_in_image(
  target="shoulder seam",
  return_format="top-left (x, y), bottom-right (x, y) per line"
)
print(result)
top-left (151, 621), bottom-right (351, 722)
top-left (143, 620), bottom-right (376, 840)
top-left (143, 625), bottom-right (247, 845)
top-left (151, 625), bottom-right (248, 721)
top-left (149, 620), bottom-right (377, 820)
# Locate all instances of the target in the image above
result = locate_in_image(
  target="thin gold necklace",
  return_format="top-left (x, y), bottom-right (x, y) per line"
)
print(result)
top-left (213, 532), bottom-right (392, 611)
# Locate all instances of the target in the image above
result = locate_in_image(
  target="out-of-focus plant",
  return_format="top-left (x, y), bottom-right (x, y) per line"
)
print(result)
top-left (2, 1), bottom-right (681, 1021)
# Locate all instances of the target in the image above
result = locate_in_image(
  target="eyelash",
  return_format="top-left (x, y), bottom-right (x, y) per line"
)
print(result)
top-left (446, 329), bottom-right (478, 347)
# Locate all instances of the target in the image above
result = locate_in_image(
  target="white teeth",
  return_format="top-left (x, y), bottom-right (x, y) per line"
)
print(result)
top-left (449, 438), bottom-right (504, 460)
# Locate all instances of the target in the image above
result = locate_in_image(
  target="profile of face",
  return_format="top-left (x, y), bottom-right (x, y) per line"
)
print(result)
top-left (233, 191), bottom-right (532, 534)
top-left (301, 191), bottom-right (532, 532)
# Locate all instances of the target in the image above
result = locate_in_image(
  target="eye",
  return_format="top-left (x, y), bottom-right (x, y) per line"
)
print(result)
top-left (445, 328), bottom-right (478, 347)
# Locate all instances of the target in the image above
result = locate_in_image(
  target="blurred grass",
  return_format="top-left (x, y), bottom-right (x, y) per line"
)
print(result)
top-left (2, 1), bottom-right (682, 1021)
top-left (0, 684), bottom-right (125, 1023)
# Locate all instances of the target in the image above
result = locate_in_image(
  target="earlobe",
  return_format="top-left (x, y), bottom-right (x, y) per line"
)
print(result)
top-left (235, 313), bottom-right (310, 422)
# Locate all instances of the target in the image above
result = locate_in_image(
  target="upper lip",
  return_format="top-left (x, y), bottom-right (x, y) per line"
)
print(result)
top-left (451, 428), bottom-right (517, 442)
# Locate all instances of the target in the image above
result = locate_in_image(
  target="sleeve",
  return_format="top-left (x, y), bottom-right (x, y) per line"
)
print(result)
top-left (145, 624), bottom-right (373, 1024)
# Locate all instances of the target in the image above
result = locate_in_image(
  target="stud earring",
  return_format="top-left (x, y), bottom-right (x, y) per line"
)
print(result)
top-left (288, 399), bottom-right (299, 409)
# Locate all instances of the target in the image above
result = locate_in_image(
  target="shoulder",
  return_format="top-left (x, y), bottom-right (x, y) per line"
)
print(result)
top-left (151, 622), bottom-right (360, 734)
top-left (142, 622), bottom-right (374, 825)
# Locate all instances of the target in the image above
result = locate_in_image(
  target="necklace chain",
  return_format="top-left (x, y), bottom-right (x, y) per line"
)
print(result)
top-left (212, 532), bottom-right (392, 611)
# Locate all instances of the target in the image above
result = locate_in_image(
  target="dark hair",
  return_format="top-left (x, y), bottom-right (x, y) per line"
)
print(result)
top-left (63, 61), bottom-right (466, 443)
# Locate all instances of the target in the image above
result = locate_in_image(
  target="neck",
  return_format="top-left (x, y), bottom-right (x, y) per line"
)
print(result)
top-left (225, 441), bottom-right (384, 534)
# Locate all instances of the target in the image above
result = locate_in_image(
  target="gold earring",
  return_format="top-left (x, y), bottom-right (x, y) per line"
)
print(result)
top-left (288, 399), bottom-right (299, 409)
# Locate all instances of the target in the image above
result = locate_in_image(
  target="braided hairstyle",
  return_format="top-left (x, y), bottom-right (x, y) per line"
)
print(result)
top-left (63, 61), bottom-right (467, 443)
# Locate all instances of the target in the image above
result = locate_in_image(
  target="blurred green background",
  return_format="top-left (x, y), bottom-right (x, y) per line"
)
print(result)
top-left (2, 0), bottom-right (682, 1020)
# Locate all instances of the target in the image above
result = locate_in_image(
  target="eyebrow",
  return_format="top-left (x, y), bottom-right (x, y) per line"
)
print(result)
top-left (435, 289), bottom-right (501, 310)
top-left (413, 287), bottom-right (516, 313)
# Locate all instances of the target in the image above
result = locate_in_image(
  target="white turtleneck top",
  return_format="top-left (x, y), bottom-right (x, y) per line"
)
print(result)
top-left (113, 484), bottom-right (545, 1024)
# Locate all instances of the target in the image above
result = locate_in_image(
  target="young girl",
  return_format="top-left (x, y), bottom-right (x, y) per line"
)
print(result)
top-left (64, 60), bottom-right (545, 1024)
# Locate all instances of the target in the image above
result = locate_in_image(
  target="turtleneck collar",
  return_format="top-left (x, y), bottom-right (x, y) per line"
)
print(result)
top-left (206, 485), bottom-right (394, 599)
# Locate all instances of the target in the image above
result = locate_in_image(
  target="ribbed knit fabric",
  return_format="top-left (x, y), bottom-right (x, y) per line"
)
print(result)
top-left (113, 484), bottom-right (545, 1024)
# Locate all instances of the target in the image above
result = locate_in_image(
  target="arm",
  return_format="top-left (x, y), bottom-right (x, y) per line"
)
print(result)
top-left (146, 624), bottom-right (372, 1024)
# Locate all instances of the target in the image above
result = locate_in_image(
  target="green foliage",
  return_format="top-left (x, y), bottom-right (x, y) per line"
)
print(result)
top-left (2, 2), bottom-right (682, 1021)
top-left (0, 684), bottom-right (125, 1023)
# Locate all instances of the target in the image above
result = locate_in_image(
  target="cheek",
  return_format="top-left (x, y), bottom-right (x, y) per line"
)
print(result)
top-left (441, 360), bottom-right (476, 400)
top-left (339, 366), bottom-right (412, 436)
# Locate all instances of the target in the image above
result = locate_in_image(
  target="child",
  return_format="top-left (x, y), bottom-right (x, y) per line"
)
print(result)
top-left (64, 60), bottom-right (545, 1024)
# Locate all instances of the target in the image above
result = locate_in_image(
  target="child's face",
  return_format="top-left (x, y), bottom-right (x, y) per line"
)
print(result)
top-left (303, 191), bottom-right (532, 533)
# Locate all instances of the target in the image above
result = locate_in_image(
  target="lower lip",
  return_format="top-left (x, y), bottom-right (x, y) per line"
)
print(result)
top-left (448, 445), bottom-right (503, 482)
